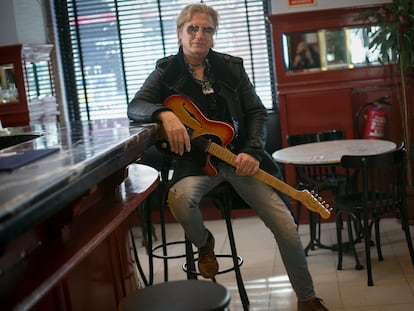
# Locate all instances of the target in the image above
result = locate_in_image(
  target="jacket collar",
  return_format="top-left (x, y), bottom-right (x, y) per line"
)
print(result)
top-left (161, 48), bottom-right (187, 88)
top-left (162, 48), bottom-right (238, 91)
top-left (209, 51), bottom-right (239, 89)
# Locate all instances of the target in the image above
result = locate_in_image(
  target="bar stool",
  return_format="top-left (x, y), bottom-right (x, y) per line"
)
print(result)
top-left (147, 156), bottom-right (188, 283)
top-left (183, 183), bottom-right (250, 311)
top-left (130, 151), bottom-right (187, 286)
top-left (131, 156), bottom-right (248, 309)
top-left (119, 280), bottom-right (231, 311)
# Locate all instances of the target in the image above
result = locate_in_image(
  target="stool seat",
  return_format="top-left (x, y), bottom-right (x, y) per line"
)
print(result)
top-left (121, 280), bottom-right (230, 311)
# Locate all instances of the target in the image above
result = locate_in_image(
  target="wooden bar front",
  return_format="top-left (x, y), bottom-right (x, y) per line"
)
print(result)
top-left (0, 120), bottom-right (158, 310)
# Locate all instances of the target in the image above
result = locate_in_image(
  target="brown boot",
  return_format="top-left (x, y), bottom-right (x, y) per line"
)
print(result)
top-left (297, 297), bottom-right (329, 311)
top-left (197, 231), bottom-right (219, 278)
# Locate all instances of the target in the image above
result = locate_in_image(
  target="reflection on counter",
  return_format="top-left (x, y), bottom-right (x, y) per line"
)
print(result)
top-left (0, 118), bottom-right (157, 240)
top-left (29, 95), bottom-right (59, 124)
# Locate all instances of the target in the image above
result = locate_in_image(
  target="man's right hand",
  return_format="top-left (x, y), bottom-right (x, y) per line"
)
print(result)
top-left (158, 111), bottom-right (191, 155)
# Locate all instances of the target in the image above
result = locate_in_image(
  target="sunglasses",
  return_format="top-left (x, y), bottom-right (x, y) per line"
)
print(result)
top-left (186, 24), bottom-right (215, 36)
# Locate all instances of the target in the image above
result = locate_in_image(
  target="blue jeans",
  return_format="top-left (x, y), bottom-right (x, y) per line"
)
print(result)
top-left (167, 162), bottom-right (316, 300)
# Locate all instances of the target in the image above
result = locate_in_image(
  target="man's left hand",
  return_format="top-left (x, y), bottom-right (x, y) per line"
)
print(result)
top-left (234, 153), bottom-right (259, 176)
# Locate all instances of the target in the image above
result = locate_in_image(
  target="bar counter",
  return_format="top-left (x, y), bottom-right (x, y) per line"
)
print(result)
top-left (0, 118), bottom-right (158, 310)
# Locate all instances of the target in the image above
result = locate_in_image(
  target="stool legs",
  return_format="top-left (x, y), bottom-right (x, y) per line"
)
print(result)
top-left (129, 157), bottom-right (190, 286)
top-left (156, 181), bottom-right (169, 282)
top-left (140, 157), bottom-right (187, 284)
top-left (130, 221), bottom-right (151, 286)
top-left (143, 197), bottom-right (155, 285)
top-left (130, 175), bottom-right (177, 286)
top-left (185, 237), bottom-right (198, 280)
top-left (128, 197), bottom-right (155, 286)
top-left (142, 180), bottom-right (188, 284)
top-left (184, 196), bottom-right (250, 311)
top-left (222, 200), bottom-right (250, 311)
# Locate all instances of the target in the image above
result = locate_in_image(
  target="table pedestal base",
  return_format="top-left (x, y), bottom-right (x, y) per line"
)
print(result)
top-left (304, 212), bottom-right (332, 256)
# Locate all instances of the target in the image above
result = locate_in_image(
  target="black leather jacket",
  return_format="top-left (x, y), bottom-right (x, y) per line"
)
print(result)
top-left (128, 48), bottom-right (280, 180)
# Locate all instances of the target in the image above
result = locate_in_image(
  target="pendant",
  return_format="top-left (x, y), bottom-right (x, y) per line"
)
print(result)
top-left (202, 81), bottom-right (214, 95)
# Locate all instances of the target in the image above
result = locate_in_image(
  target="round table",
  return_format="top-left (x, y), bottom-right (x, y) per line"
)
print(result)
top-left (272, 139), bottom-right (397, 254)
top-left (272, 139), bottom-right (397, 165)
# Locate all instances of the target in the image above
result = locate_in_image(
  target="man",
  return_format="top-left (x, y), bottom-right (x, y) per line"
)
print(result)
top-left (128, 3), bottom-right (328, 310)
top-left (292, 41), bottom-right (321, 70)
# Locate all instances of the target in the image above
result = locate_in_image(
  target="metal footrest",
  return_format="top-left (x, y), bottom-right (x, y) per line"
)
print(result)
top-left (182, 254), bottom-right (243, 276)
top-left (152, 240), bottom-right (187, 260)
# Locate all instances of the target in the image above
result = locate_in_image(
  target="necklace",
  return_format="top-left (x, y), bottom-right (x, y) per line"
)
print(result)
top-left (189, 60), bottom-right (206, 68)
top-left (187, 58), bottom-right (214, 94)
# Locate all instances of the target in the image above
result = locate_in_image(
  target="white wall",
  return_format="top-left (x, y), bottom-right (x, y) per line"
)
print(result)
top-left (271, 0), bottom-right (390, 14)
top-left (0, 0), bottom-right (390, 45)
top-left (0, 0), bottom-right (19, 45)
top-left (0, 0), bottom-right (46, 45)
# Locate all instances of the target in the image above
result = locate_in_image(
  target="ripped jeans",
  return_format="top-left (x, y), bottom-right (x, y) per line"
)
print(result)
top-left (167, 162), bottom-right (316, 301)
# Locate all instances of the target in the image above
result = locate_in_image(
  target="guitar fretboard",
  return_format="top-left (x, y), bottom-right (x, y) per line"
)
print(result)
top-left (207, 141), bottom-right (299, 199)
top-left (194, 138), bottom-right (330, 219)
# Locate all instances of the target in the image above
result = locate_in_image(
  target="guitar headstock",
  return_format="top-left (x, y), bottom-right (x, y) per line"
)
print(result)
top-left (299, 189), bottom-right (331, 219)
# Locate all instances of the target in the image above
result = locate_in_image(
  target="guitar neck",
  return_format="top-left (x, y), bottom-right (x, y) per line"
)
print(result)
top-left (207, 142), bottom-right (303, 201)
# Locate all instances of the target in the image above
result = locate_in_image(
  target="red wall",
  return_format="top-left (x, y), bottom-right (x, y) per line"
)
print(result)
top-left (268, 5), bottom-right (412, 185)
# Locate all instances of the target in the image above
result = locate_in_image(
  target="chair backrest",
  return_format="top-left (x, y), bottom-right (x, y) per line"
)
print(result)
top-left (318, 129), bottom-right (345, 142)
top-left (286, 132), bottom-right (319, 146)
top-left (340, 144), bottom-right (406, 215)
top-left (286, 130), bottom-right (346, 195)
top-left (286, 129), bottom-right (345, 146)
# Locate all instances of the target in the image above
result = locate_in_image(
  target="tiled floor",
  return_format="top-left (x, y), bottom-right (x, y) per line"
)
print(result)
top-left (133, 217), bottom-right (414, 310)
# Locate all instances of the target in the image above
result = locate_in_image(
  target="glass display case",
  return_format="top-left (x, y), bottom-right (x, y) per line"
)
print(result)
top-left (282, 26), bottom-right (384, 72)
top-left (0, 44), bottom-right (57, 127)
top-left (0, 63), bottom-right (19, 104)
top-left (268, 5), bottom-right (393, 87)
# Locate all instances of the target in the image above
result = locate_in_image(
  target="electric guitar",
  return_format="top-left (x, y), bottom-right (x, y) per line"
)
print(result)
top-left (158, 94), bottom-right (331, 219)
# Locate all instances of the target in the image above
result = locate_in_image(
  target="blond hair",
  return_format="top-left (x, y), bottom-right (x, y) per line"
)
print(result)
top-left (176, 3), bottom-right (219, 46)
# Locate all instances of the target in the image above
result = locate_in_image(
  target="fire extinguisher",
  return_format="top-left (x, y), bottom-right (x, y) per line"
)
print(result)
top-left (355, 97), bottom-right (391, 139)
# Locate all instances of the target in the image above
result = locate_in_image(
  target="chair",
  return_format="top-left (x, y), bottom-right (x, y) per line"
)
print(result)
top-left (183, 183), bottom-right (250, 311)
top-left (286, 129), bottom-right (345, 254)
top-left (334, 144), bottom-right (414, 286)
top-left (119, 279), bottom-right (231, 311)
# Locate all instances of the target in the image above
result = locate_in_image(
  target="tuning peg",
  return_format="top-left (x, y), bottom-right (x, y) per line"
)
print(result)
top-left (317, 196), bottom-right (325, 204)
